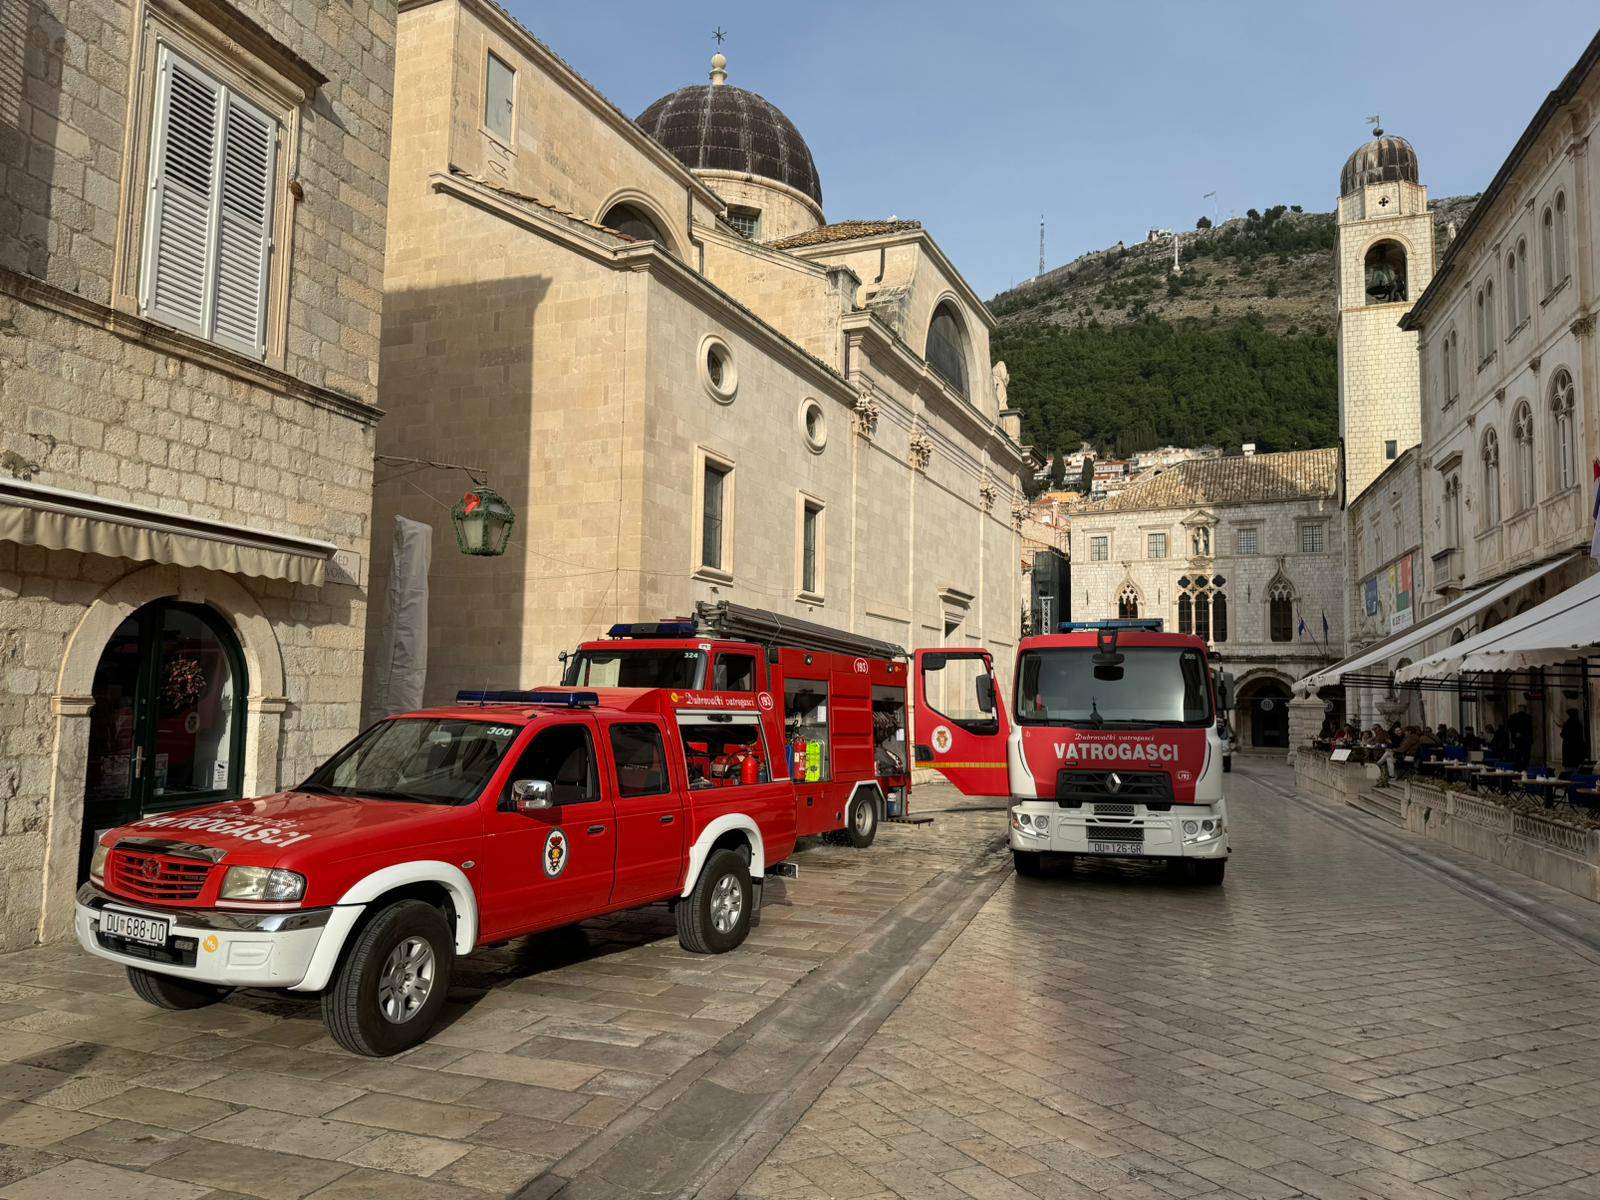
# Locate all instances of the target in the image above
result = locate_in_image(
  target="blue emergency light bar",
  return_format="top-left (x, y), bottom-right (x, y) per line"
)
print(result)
top-left (456, 690), bottom-right (599, 708)
top-left (1058, 619), bottom-right (1165, 633)
top-left (606, 620), bottom-right (697, 638)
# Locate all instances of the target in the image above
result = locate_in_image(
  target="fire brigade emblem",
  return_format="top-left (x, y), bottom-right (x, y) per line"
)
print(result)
top-left (931, 726), bottom-right (954, 755)
top-left (542, 829), bottom-right (568, 879)
top-left (757, 692), bottom-right (774, 711)
top-left (1106, 771), bottom-right (1124, 793)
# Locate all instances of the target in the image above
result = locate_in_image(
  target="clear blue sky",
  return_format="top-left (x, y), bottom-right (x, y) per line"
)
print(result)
top-left (507, 2), bottom-right (1599, 300)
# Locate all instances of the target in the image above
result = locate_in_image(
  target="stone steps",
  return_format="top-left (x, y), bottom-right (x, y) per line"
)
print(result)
top-left (1349, 785), bottom-right (1405, 828)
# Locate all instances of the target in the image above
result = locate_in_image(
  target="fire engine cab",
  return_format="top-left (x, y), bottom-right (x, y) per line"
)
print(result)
top-left (914, 620), bottom-right (1231, 884)
top-left (75, 604), bottom-right (912, 1055)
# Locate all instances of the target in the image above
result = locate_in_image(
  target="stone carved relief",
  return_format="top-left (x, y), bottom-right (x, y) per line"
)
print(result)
top-left (908, 432), bottom-right (933, 472)
top-left (1572, 313), bottom-right (1596, 339)
top-left (1009, 500), bottom-right (1029, 531)
top-left (852, 390), bottom-right (880, 438)
top-left (978, 481), bottom-right (998, 513)
top-left (1530, 354), bottom-right (1542, 374)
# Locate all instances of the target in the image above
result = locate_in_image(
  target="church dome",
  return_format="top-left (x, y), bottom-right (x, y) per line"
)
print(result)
top-left (1341, 130), bottom-right (1419, 195)
top-left (637, 62), bottom-right (822, 207)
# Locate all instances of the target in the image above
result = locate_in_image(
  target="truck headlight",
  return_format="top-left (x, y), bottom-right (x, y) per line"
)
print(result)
top-left (219, 866), bottom-right (306, 903)
top-left (1183, 821), bottom-right (1199, 836)
top-left (1032, 815), bottom-right (1049, 833)
top-left (90, 843), bottom-right (109, 882)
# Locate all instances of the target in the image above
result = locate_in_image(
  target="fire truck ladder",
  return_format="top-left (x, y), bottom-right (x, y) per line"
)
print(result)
top-left (692, 601), bottom-right (906, 661)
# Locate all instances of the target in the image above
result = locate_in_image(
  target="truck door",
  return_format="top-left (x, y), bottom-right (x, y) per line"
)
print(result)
top-left (913, 649), bottom-right (1011, 798)
top-left (602, 718), bottom-right (684, 904)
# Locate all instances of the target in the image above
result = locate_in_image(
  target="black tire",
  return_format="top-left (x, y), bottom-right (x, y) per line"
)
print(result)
top-left (847, 791), bottom-right (879, 849)
top-left (676, 848), bottom-right (752, 954)
top-left (1012, 850), bottom-right (1042, 877)
top-left (126, 966), bottom-right (233, 1010)
top-left (321, 899), bottom-right (454, 1057)
top-left (1193, 859), bottom-right (1227, 886)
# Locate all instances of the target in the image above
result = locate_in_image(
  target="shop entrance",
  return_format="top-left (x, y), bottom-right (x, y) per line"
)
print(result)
top-left (80, 600), bottom-right (247, 880)
top-left (1237, 677), bottom-right (1292, 748)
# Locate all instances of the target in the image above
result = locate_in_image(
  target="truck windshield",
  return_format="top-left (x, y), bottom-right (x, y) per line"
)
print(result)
top-left (562, 648), bottom-right (706, 688)
top-left (1015, 647), bottom-right (1213, 727)
top-left (301, 718), bottom-right (520, 805)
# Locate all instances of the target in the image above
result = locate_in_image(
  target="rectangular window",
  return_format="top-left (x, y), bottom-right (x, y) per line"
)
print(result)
top-left (1146, 532), bottom-right (1167, 559)
top-left (608, 724), bottom-right (670, 797)
top-left (1089, 535), bottom-right (1108, 561)
top-left (485, 52), bottom-right (515, 142)
top-left (712, 654), bottom-right (757, 692)
top-left (697, 454), bottom-right (732, 575)
top-left (726, 207), bottom-right (760, 238)
top-left (142, 46), bottom-right (278, 358)
top-left (677, 715), bottom-right (770, 789)
top-left (798, 497), bottom-right (824, 597)
top-left (1384, 439), bottom-right (1398, 460)
top-left (1300, 522), bottom-right (1325, 554)
top-left (1236, 527), bottom-right (1258, 555)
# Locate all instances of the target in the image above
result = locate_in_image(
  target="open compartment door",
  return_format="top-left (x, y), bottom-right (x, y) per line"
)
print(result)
top-left (913, 649), bottom-right (1011, 797)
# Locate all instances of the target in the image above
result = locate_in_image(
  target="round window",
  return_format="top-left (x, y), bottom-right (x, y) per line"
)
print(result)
top-left (799, 398), bottom-right (826, 452)
top-left (701, 336), bottom-right (737, 403)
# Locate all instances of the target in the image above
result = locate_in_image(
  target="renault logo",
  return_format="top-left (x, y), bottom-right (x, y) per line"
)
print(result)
top-left (1106, 772), bottom-right (1123, 793)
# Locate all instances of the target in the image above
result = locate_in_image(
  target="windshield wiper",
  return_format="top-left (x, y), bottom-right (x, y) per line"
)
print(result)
top-left (360, 787), bottom-right (452, 805)
top-left (295, 783), bottom-right (343, 795)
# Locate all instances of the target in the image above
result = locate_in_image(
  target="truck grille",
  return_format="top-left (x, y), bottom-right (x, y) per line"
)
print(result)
top-left (107, 849), bottom-right (212, 903)
top-left (1056, 770), bottom-right (1172, 807)
top-left (1086, 825), bottom-right (1145, 843)
top-left (1093, 803), bottom-right (1136, 817)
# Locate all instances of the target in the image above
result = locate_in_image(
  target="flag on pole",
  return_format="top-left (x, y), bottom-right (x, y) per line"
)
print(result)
top-left (1297, 616), bottom-right (1308, 640)
top-left (1590, 458), bottom-right (1600, 562)
top-left (1322, 610), bottom-right (1330, 646)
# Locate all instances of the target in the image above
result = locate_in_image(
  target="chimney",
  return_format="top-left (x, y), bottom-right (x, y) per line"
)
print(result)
top-left (1242, 442), bottom-right (1256, 457)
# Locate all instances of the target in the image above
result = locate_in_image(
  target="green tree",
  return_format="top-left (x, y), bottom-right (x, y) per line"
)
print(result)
top-left (1196, 216), bottom-right (1212, 230)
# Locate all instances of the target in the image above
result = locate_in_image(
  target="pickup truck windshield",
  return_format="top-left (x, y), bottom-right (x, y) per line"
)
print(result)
top-left (1015, 647), bottom-right (1213, 727)
top-left (563, 648), bottom-right (706, 688)
top-left (302, 718), bottom-right (520, 805)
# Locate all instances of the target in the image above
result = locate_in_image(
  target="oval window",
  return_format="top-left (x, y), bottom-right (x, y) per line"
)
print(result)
top-left (701, 336), bottom-right (737, 403)
top-left (799, 398), bottom-right (826, 452)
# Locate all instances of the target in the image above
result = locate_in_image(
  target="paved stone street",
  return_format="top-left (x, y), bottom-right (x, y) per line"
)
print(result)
top-left (0, 766), bottom-right (1598, 1199)
top-left (738, 761), bottom-right (1600, 1200)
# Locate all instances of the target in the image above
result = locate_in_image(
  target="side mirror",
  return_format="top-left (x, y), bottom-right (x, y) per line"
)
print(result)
top-left (975, 674), bottom-right (996, 714)
top-left (511, 779), bottom-right (554, 813)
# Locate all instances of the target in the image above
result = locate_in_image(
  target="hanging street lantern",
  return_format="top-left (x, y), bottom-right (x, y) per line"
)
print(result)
top-left (452, 485), bottom-right (515, 556)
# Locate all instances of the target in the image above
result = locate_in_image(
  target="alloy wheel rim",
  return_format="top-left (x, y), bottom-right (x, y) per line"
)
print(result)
top-left (377, 936), bottom-right (436, 1023)
top-left (710, 873), bottom-right (743, 933)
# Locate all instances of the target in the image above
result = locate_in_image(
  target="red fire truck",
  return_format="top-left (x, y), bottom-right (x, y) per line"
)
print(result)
top-left (560, 602), bottom-right (913, 842)
top-left (913, 619), bottom-right (1231, 884)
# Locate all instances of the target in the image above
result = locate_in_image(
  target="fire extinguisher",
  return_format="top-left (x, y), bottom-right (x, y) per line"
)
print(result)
top-left (740, 752), bottom-right (760, 785)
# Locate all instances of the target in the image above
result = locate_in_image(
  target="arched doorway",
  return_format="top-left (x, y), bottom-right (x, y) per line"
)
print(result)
top-left (1236, 676), bottom-right (1292, 748)
top-left (80, 600), bottom-right (247, 881)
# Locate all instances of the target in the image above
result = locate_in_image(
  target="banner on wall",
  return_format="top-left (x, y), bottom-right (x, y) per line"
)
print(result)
top-left (1397, 555), bottom-right (1413, 612)
top-left (1364, 577), bottom-right (1379, 617)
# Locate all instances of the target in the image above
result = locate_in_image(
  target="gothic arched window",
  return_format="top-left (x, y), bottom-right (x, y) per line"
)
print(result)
top-left (1554, 192), bottom-right (1570, 285)
top-left (925, 302), bottom-right (969, 398)
top-left (1269, 579), bottom-right (1294, 643)
top-left (1512, 402), bottom-right (1535, 513)
top-left (1117, 586), bottom-right (1139, 620)
top-left (1506, 243), bottom-right (1527, 330)
top-left (1481, 427), bottom-right (1501, 528)
top-left (1177, 592), bottom-right (1192, 636)
top-left (1176, 574), bottom-right (1226, 643)
top-left (1442, 473), bottom-right (1462, 549)
top-left (1212, 592), bottom-right (1228, 643)
top-left (1440, 329), bottom-right (1459, 406)
top-left (1551, 369), bottom-right (1576, 491)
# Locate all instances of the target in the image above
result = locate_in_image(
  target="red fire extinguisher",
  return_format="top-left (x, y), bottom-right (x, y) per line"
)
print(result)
top-left (740, 752), bottom-right (761, 785)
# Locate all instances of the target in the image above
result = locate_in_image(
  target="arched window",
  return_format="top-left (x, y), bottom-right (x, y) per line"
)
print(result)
top-left (1212, 592), bottom-right (1228, 643)
top-left (1512, 402), bottom-right (1535, 512)
top-left (1554, 192), bottom-right (1570, 285)
top-left (1542, 204), bottom-right (1557, 293)
top-left (1117, 585), bottom-right (1139, 619)
top-left (1442, 472), bottom-right (1462, 548)
top-left (1177, 592), bottom-right (1192, 636)
top-left (1441, 329), bottom-right (1458, 405)
top-left (602, 202), bottom-right (669, 247)
top-left (1481, 280), bottom-right (1497, 354)
top-left (925, 302), bottom-right (969, 398)
top-left (1481, 427), bottom-right (1501, 528)
top-left (1506, 242), bottom-right (1527, 330)
top-left (1176, 574), bottom-right (1226, 643)
top-left (1363, 240), bottom-right (1407, 304)
top-left (1551, 369), bottom-right (1576, 491)
top-left (1268, 578), bottom-right (1294, 643)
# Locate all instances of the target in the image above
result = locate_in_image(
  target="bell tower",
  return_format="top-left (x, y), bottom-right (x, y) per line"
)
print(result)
top-left (1335, 125), bottom-right (1433, 501)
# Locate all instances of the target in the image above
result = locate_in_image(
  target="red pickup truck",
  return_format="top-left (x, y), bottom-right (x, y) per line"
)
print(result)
top-left (75, 687), bottom-right (802, 1055)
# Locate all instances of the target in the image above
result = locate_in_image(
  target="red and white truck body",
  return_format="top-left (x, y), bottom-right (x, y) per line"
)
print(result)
top-left (913, 620), bottom-right (1231, 882)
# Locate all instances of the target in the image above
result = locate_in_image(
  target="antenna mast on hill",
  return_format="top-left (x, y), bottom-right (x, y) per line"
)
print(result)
top-left (1038, 215), bottom-right (1046, 278)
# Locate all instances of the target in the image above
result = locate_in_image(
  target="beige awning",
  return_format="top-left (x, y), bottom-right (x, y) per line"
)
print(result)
top-left (0, 478), bottom-right (336, 587)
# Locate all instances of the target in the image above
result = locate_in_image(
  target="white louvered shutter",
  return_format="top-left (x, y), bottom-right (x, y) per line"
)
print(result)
top-left (145, 50), bottom-right (220, 335)
top-left (212, 93), bottom-right (275, 355)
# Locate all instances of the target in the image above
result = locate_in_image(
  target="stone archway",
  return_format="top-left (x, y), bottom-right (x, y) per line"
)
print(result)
top-left (40, 565), bottom-right (287, 942)
top-left (1234, 670), bottom-right (1295, 750)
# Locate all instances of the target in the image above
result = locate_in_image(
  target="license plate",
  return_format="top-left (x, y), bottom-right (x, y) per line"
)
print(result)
top-left (1087, 841), bottom-right (1144, 855)
top-left (100, 910), bottom-right (170, 946)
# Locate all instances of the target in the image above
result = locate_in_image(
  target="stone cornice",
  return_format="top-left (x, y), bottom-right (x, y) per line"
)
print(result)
top-left (695, 170), bottom-right (826, 228)
top-left (0, 266), bottom-right (381, 428)
top-left (785, 228), bottom-right (998, 331)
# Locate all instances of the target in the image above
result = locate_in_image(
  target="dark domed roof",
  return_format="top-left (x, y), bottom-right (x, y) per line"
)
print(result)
top-left (637, 79), bottom-right (822, 207)
top-left (1341, 131), bottom-right (1419, 195)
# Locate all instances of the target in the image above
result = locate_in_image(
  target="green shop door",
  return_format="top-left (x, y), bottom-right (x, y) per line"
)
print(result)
top-left (80, 600), bottom-right (248, 881)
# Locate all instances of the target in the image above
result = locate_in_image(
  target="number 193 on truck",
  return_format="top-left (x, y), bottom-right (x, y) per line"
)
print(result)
top-left (914, 619), bottom-right (1231, 884)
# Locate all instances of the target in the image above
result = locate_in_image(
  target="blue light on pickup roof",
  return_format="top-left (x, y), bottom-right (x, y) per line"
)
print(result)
top-left (456, 690), bottom-right (600, 707)
top-left (606, 620), bottom-right (697, 638)
top-left (1058, 619), bottom-right (1165, 633)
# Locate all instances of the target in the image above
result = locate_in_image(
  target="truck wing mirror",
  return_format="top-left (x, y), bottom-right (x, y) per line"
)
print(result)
top-left (975, 674), bottom-right (995, 714)
top-left (511, 779), bottom-right (554, 812)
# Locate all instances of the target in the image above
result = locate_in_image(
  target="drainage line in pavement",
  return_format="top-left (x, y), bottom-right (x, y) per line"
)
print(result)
top-left (1256, 769), bottom-right (1600, 968)
top-left (517, 833), bottom-right (1013, 1200)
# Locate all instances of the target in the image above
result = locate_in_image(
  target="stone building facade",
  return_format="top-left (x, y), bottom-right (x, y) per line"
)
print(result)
top-left (1066, 449), bottom-right (1342, 749)
top-left (367, 0), bottom-right (1028, 707)
top-left (0, 0), bottom-right (394, 947)
top-left (1342, 447), bottom-right (1426, 727)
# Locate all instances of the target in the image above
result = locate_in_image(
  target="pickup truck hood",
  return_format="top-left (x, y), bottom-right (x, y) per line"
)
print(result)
top-left (122, 791), bottom-right (460, 862)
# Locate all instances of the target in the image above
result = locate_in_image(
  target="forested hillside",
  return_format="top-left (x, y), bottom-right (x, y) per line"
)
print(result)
top-left (991, 197), bottom-right (1476, 467)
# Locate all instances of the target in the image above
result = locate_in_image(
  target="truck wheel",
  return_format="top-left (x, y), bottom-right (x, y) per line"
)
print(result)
top-left (1193, 860), bottom-right (1226, 886)
top-left (847, 792), bottom-right (879, 849)
top-left (322, 899), bottom-right (454, 1057)
top-left (127, 967), bottom-right (233, 1010)
top-left (677, 848), bottom-right (752, 954)
top-left (1012, 850), bottom-right (1042, 877)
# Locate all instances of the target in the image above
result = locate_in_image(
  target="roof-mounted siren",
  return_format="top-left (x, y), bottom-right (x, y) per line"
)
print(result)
top-left (606, 620), bottom-right (698, 639)
top-left (457, 689), bottom-right (600, 708)
top-left (1058, 619), bottom-right (1164, 634)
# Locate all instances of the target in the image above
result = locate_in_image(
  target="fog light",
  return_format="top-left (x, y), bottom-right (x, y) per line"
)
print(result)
top-left (1183, 821), bottom-right (1199, 836)
top-left (1202, 819), bottom-right (1217, 832)
top-left (1034, 816), bottom-right (1049, 833)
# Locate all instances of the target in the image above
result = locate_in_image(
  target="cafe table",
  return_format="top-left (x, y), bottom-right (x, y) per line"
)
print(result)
top-left (1518, 776), bottom-right (1568, 808)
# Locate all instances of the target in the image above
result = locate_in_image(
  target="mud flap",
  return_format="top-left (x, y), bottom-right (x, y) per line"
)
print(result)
top-left (750, 878), bottom-right (763, 928)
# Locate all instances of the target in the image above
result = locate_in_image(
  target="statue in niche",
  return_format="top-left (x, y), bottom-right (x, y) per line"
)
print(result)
top-left (992, 360), bottom-right (1009, 408)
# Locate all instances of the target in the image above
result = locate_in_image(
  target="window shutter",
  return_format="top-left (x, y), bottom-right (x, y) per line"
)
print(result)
top-left (145, 52), bottom-right (220, 334)
top-left (212, 94), bottom-right (275, 355)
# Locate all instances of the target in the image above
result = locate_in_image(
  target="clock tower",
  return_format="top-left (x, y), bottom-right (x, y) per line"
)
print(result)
top-left (1335, 127), bottom-right (1433, 501)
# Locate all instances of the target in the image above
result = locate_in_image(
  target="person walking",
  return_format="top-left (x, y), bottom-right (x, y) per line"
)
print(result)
top-left (1560, 708), bottom-right (1589, 774)
top-left (1507, 704), bottom-right (1535, 771)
